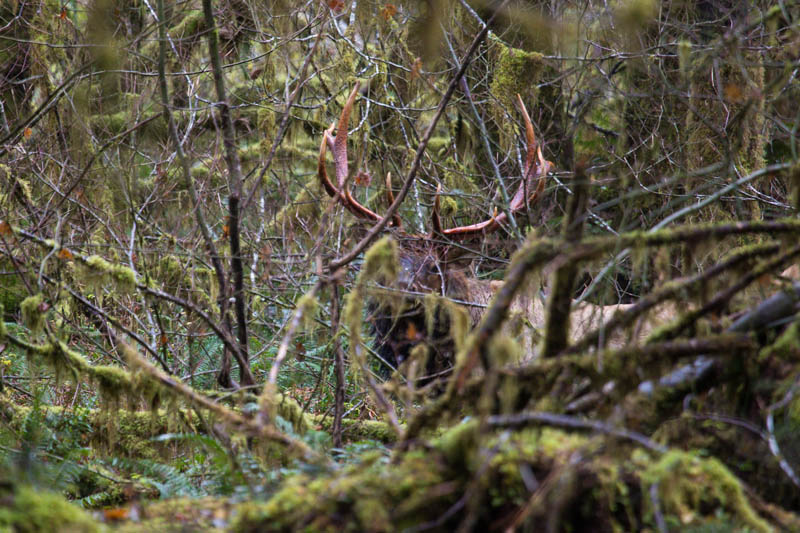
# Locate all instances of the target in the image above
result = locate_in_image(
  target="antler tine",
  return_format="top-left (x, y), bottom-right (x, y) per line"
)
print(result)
top-left (516, 93), bottom-right (537, 181)
top-left (438, 94), bottom-right (551, 238)
top-left (318, 122), bottom-right (339, 198)
top-left (386, 172), bottom-right (402, 228)
top-left (317, 82), bottom-right (386, 222)
top-left (334, 83), bottom-right (361, 190)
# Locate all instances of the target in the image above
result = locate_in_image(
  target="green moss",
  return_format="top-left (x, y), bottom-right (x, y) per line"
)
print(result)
top-left (274, 393), bottom-right (311, 434)
top-left (488, 333), bottom-right (521, 366)
top-left (489, 43), bottom-right (545, 111)
top-left (0, 485), bottom-right (102, 533)
top-left (427, 136), bottom-right (449, 154)
top-left (338, 419), bottom-right (399, 443)
top-left (190, 162), bottom-right (210, 179)
top-left (230, 420), bottom-right (781, 532)
top-left (361, 237), bottom-right (399, 285)
top-left (436, 418), bottom-right (479, 466)
top-left (233, 447), bottom-right (446, 533)
top-left (296, 293), bottom-right (319, 332)
top-left (613, 0), bottom-right (658, 31)
top-left (640, 450), bottom-right (772, 533)
top-left (113, 497), bottom-right (227, 533)
top-left (79, 255), bottom-right (118, 294)
top-left (110, 265), bottom-right (136, 293)
top-left (110, 409), bottom-right (183, 459)
top-left (91, 111), bottom-right (128, 135)
top-left (759, 320), bottom-right (800, 361)
top-left (684, 46), bottom-right (767, 222)
top-left (20, 293), bottom-right (46, 335)
top-left (158, 255), bottom-right (183, 286)
top-left (257, 107), bottom-right (277, 145)
top-left (174, 10), bottom-right (205, 38)
top-left (92, 364), bottom-right (136, 403)
top-left (0, 260), bottom-right (27, 316)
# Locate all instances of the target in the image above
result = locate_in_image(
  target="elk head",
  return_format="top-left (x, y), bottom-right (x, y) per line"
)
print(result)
top-left (318, 83), bottom-right (552, 380)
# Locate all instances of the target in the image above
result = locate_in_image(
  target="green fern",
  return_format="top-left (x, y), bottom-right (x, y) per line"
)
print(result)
top-left (108, 456), bottom-right (199, 499)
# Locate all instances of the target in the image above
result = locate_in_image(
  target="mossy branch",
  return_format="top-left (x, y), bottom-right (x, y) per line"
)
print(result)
top-left (450, 217), bottom-right (800, 389)
top-left (4, 223), bottom-right (246, 379)
top-left (568, 241), bottom-right (782, 354)
top-left (647, 242), bottom-right (800, 343)
top-left (542, 165), bottom-right (589, 357)
top-left (1, 328), bottom-right (317, 459)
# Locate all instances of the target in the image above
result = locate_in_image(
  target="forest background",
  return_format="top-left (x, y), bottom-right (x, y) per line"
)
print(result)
top-left (1, 0), bottom-right (800, 531)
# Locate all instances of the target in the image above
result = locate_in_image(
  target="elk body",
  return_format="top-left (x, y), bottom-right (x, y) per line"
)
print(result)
top-left (319, 84), bottom-right (672, 378)
top-left (375, 249), bottom-right (676, 369)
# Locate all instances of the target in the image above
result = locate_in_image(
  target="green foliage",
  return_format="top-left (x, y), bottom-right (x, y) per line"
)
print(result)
top-left (109, 456), bottom-right (200, 499)
top-left (20, 293), bottom-right (46, 336)
top-left (151, 433), bottom-right (248, 496)
top-left (0, 485), bottom-right (101, 533)
top-left (489, 43), bottom-right (545, 110)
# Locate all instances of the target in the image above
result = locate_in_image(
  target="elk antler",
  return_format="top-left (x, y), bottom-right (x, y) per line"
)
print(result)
top-left (318, 85), bottom-right (552, 236)
top-left (318, 82), bottom-right (389, 223)
top-left (431, 94), bottom-right (552, 238)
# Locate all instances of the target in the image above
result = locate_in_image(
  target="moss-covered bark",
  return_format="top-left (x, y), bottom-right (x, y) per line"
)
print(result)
top-left (0, 485), bottom-right (102, 533)
top-left (233, 423), bottom-right (783, 532)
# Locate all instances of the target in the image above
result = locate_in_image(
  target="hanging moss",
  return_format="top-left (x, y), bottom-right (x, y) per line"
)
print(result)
top-left (77, 254), bottom-right (136, 295)
top-left (295, 293), bottom-right (319, 332)
top-left (190, 162), bottom-right (210, 179)
top-left (361, 236), bottom-right (399, 285)
top-left (20, 293), bottom-right (46, 336)
top-left (613, 0), bottom-right (658, 33)
top-left (156, 255), bottom-right (185, 289)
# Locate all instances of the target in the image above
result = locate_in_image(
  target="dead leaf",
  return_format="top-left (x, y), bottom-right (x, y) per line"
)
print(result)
top-left (724, 84), bottom-right (744, 103)
top-left (354, 170), bottom-right (372, 187)
top-left (406, 322), bottom-right (420, 341)
top-left (381, 3), bottom-right (397, 21)
top-left (103, 508), bottom-right (130, 522)
top-left (57, 248), bottom-right (74, 260)
top-left (410, 58), bottom-right (423, 80)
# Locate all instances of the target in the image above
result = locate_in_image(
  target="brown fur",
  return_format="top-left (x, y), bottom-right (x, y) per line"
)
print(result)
top-left (371, 247), bottom-right (678, 376)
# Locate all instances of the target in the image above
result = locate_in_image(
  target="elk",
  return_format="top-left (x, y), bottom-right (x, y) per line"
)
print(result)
top-left (318, 84), bottom-right (670, 378)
